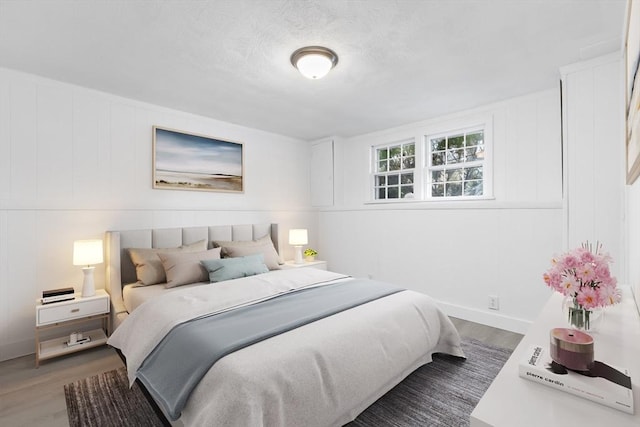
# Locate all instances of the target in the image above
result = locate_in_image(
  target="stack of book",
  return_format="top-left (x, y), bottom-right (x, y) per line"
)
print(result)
top-left (41, 287), bottom-right (75, 304)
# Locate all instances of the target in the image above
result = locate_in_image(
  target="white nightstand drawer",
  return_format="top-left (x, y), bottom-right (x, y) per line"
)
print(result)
top-left (37, 296), bottom-right (109, 326)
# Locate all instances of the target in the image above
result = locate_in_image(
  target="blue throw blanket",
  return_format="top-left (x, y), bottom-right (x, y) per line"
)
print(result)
top-left (137, 279), bottom-right (403, 420)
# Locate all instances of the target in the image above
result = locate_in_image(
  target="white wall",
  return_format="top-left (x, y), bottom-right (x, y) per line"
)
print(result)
top-left (561, 54), bottom-right (625, 281)
top-left (628, 181), bottom-right (640, 312)
top-left (319, 90), bottom-right (564, 333)
top-left (0, 67), bottom-right (319, 361)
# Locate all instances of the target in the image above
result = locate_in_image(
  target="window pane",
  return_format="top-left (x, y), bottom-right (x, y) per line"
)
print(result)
top-left (424, 125), bottom-right (487, 200)
top-left (432, 152), bottom-right (445, 166)
top-left (448, 135), bottom-right (464, 149)
top-left (446, 149), bottom-right (464, 164)
top-left (431, 138), bottom-right (446, 151)
top-left (377, 148), bottom-right (388, 161)
top-left (446, 169), bottom-right (463, 182)
top-left (389, 146), bottom-right (401, 159)
top-left (465, 166), bottom-right (483, 180)
top-left (378, 161), bottom-right (387, 172)
top-left (376, 175), bottom-right (386, 185)
top-left (403, 143), bottom-right (415, 156)
top-left (401, 185), bottom-right (414, 198)
top-left (389, 158), bottom-right (401, 171)
top-left (432, 170), bottom-right (445, 182)
top-left (388, 187), bottom-right (399, 198)
top-left (464, 180), bottom-right (483, 196)
top-left (388, 174), bottom-right (399, 185)
top-left (401, 173), bottom-right (413, 184)
top-left (432, 184), bottom-right (444, 197)
top-left (377, 188), bottom-right (386, 199)
top-left (466, 132), bottom-right (484, 146)
top-left (446, 183), bottom-right (462, 196)
top-left (403, 156), bottom-right (415, 169)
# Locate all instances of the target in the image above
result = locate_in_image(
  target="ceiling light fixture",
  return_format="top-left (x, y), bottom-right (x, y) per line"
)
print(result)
top-left (290, 46), bottom-right (339, 80)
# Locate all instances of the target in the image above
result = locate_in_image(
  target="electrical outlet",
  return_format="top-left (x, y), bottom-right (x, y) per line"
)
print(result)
top-left (488, 295), bottom-right (499, 310)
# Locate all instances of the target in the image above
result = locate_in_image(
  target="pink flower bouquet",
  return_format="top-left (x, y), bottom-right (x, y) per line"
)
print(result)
top-left (543, 242), bottom-right (620, 330)
top-left (543, 242), bottom-right (620, 309)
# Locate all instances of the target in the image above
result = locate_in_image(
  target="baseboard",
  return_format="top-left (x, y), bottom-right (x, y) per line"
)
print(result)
top-left (437, 301), bottom-right (532, 335)
top-left (0, 338), bottom-right (34, 362)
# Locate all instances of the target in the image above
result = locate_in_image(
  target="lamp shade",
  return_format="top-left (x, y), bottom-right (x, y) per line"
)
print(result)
top-left (289, 229), bottom-right (308, 246)
top-left (290, 46), bottom-right (338, 80)
top-left (73, 239), bottom-right (104, 266)
top-left (295, 54), bottom-right (332, 79)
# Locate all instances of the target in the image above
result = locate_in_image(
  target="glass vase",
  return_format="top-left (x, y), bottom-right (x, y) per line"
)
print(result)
top-left (562, 297), bottom-right (603, 332)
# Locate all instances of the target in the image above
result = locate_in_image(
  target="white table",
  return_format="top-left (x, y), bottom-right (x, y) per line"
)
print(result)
top-left (471, 286), bottom-right (640, 426)
top-left (35, 289), bottom-right (110, 367)
top-left (281, 260), bottom-right (327, 270)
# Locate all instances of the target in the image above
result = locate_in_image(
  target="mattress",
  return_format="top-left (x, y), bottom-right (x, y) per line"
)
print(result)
top-left (122, 281), bottom-right (208, 313)
top-left (109, 268), bottom-right (464, 426)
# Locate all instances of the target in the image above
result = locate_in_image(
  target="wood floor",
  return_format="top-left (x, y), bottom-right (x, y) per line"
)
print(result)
top-left (0, 317), bottom-right (522, 427)
top-left (449, 317), bottom-right (523, 351)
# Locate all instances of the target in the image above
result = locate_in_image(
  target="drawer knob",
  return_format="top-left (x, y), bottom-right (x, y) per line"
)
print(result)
top-left (71, 308), bottom-right (80, 313)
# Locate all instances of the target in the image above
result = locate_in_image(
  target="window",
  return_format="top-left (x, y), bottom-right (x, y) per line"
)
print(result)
top-left (427, 128), bottom-right (485, 198)
top-left (369, 118), bottom-right (491, 202)
top-left (373, 139), bottom-right (415, 200)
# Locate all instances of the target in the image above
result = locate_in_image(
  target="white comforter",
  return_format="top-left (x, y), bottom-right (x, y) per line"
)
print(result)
top-left (108, 268), bottom-right (464, 426)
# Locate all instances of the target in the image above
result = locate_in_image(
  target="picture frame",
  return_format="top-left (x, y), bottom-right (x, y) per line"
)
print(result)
top-left (153, 126), bottom-right (244, 193)
top-left (624, 0), bottom-right (640, 184)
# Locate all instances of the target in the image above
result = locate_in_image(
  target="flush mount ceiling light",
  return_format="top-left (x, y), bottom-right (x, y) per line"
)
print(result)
top-left (290, 46), bottom-right (339, 80)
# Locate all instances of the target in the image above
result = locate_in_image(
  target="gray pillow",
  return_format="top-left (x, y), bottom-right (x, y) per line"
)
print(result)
top-left (201, 254), bottom-right (269, 282)
top-left (213, 236), bottom-right (281, 270)
top-left (158, 248), bottom-right (222, 288)
top-left (128, 240), bottom-right (208, 286)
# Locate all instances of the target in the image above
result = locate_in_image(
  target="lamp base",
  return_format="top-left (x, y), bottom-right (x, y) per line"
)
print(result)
top-left (81, 266), bottom-right (96, 297)
top-left (294, 246), bottom-right (304, 264)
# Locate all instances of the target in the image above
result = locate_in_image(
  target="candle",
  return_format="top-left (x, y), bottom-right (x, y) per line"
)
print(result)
top-left (550, 328), bottom-right (594, 371)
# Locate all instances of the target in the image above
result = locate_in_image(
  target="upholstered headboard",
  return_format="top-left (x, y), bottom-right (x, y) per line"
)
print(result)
top-left (105, 223), bottom-right (280, 330)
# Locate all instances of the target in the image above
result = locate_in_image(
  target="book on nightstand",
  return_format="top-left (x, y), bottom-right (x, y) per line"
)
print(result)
top-left (519, 345), bottom-right (634, 414)
top-left (41, 287), bottom-right (75, 304)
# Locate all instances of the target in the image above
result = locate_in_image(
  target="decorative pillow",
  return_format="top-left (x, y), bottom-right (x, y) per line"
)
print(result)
top-left (128, 240), bottom-right (207, 286)
top-left (158, 248), bottom-right (222, 288)
top-left (212, 236), bottom-right (281, 270)
top-left (201, 254), bottom-right (269, 283)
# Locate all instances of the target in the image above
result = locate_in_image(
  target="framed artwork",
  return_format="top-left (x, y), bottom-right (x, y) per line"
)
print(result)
top-left (625, 0), bottom-right (640, 184)
top-left (153, 126), bottom-right (244, 193)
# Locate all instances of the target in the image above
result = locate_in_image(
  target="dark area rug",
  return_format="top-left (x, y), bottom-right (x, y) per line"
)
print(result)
top-left (64, 366), bottom-right (166, 427)
top-left (64, 338), bottom-right (512, 427)
top-left (347, 338), bottom-right (513, 426)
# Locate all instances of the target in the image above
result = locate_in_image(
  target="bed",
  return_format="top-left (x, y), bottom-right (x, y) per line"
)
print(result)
top-left (105, 223), bottom-right (464, 426)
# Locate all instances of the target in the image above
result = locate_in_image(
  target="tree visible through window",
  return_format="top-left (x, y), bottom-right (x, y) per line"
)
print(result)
top-left (373, 140), bottom-right (415, 200)
top-left (428, 129), bottom-right (484, 197)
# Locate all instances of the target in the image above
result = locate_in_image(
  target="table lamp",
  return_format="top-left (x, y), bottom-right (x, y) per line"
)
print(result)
top-left (73, 239), bottom-right (103, 297)
top-left (289, 229), bottom-right (308, 264)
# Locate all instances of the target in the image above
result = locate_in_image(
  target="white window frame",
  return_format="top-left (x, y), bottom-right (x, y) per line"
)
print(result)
top-left (371, 138), bottom-right (417, 201)
top-left (368, 115), bottom-right (493, 203)
top-left (425, 122), bottom-right (492, 200)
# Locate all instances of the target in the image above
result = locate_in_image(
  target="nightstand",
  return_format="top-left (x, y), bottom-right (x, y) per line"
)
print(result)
top-left (35, 289), bottom-right (110, 367)
top-left (282, 260), bottom-right (328, 270)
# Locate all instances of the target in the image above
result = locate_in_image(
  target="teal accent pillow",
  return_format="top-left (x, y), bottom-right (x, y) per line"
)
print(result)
top-left (201, 254), bottom-right (269, 283)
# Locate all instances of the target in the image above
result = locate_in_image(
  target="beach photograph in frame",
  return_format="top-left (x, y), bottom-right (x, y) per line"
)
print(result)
top-left (153, 126), bottom-right (244, 193)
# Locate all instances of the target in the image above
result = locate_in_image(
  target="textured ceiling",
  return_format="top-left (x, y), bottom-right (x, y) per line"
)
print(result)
top-left (0, 0), bottom-right (627, 140)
